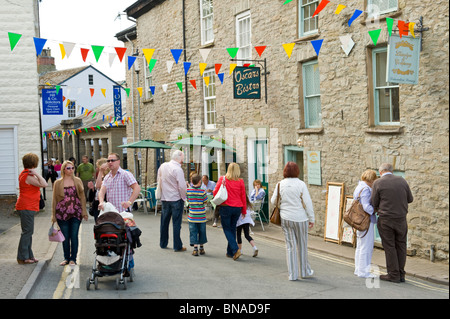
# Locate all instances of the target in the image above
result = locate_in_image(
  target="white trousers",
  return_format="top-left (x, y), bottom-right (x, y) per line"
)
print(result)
top-left (281, 219), bottom-right (313, 280)
top-left (354, 223), bottom-right (375, 278)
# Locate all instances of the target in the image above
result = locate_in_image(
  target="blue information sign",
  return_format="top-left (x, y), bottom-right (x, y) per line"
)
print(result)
top-left (113, 85), bottom-right (122, 120)
top-left (42, 88), bottom-right (63, 115)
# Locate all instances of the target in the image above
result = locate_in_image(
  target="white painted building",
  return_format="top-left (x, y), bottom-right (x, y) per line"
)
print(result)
top-left (0, 0), bottom-right (41, 195)
top-left (40, 65), bottom-right (126, 131)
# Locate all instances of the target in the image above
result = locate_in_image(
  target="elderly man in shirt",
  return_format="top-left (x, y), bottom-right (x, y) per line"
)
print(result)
top-left (201, 175), bottom-right (216, 195)
top-left (98, 153), bottom-right (140, 213)
top-left (157, 150), bottom-right (187, 252)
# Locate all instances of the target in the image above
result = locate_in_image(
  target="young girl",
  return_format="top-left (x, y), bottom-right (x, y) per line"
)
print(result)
top-left (236, 196), bottom-right (258, 257)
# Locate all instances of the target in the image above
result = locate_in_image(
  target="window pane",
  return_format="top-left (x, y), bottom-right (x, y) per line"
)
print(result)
top-left (375, 51), bottom-right (387, 87)
top-left (391, 87), bottom-right (400, 121)
top-left (307, 96), bottom-right (321, 127)
top-left (377, 89), bottom-right (391, 122)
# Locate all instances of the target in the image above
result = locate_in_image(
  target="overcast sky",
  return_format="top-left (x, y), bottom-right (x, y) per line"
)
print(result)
top-left (38, 0), bottom-right (136, 81)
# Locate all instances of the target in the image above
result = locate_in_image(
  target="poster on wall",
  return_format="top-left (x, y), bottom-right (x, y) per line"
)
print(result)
top-left (387, 34), bottom-right (421, 85)
top-left (307, 151), bottom-right (321, 185)
top-left (324, 182), bottom-right (345, 244)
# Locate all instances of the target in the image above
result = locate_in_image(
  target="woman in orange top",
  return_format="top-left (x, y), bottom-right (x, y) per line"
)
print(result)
top-left (15, 153), bottom-right (48, 264)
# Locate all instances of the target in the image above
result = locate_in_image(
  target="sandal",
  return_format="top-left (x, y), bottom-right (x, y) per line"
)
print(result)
top-left (69, 261), bottom-right (76, 266)
top-left (17, 259), bottom-right (35, 265)
top-left (60, 260), bottom-right (69, 266)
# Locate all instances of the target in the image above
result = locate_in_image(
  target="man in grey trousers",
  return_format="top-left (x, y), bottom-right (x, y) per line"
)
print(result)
top-left (371, 163), bottom-right (414, 283)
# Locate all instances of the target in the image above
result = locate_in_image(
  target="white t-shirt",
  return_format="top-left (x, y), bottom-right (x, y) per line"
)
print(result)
top-left (271, 178), bottom-right (315, 223)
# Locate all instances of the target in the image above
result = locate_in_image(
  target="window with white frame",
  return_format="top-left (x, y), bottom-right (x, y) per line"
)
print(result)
top-left (299, 0), bottom-right (319, 37)
top-left (200, 0), bottom-right (214, 45)
top-left (367, 0), bottom-right (398, 18)
top-left (302, 60), bottom-right (321, 128)
top-left (372, 47), bottom-right (399, 125)
top-left (68, 100), bottom-right (76, 118)
top-left (203, 69), bottom-right (216, 129)
top-left (236, 11), bottom-right (251, 66)
top-left (144, 62), bottom-right (153, 100)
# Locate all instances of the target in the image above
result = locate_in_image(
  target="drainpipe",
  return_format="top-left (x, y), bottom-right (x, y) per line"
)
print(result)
top-left (182, 0), bottom-right (189, 133)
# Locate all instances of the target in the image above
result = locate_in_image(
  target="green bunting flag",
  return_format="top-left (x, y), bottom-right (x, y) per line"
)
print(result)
top-left (91, 45), bottom-right (104, 62)
top-left (368, 29), bottom-right (382, 46)
top-left (226, 47), bottom-right (239, 59)
top-left (386, 17), bottom-right (394, 36)
top-left (8, 32), bottom-right (22, 51)
top-left (176, 82), bottom-right (183, 92)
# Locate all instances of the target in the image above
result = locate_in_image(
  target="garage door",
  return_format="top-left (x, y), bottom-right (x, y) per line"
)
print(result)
top-left (0, 128), bottom-right (18, 194)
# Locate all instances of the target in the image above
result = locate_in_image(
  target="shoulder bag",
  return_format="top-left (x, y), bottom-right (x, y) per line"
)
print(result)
top-left (270, 183), bottom-right (281, 225)
top-left (343, 187), bottom-right (371, 237)
top-left (211, 177), bottom-right (228, 206)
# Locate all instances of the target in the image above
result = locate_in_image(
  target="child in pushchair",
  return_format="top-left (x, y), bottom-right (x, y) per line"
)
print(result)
top-left (86, 204), bottom-right (142, 290)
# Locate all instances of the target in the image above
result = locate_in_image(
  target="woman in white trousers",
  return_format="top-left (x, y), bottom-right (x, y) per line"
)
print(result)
top-left (271, 162), bottom-right (315, 281)
top-left (353, 170), bottom-right (378, 278)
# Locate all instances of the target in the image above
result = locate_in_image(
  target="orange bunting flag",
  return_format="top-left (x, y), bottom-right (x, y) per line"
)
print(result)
top-left (397, 20), bottom-right (409, 38)
top-left (115, 47), bottom-right (127, 62)
top-left (312, 0), bottom-right (330, 17)
top-left (190, 79), bottom-right (197, 90)
top-left (90, 88), bottom-right (95, 97)
top-left (254, 46), bottom-right (267, 57)
top-left (215, 64), bottom-right (222, 75)
top-left (80, 48), bottom-right (89, 62)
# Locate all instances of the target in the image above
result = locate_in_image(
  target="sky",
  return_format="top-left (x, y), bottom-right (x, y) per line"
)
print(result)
top-left (38, 0), bottom-right (137, 82)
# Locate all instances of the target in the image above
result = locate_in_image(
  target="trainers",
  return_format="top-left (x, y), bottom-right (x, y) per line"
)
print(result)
top-left (253, 248), bottom-right (258, 257)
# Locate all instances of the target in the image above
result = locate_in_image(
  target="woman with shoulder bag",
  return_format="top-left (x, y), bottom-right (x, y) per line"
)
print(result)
top-left (271, 162), bottom-right (315, 280)
top-left (52, 160), bottom-right (88, 266)
top-left (353, 169), bottom-right (378, 278)
top-left (213, 163), bottom-right (246, 260)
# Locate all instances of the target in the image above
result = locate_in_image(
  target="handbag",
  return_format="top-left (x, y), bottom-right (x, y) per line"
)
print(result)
top-left (48, 223), bottom-right (65, 242)
top-left (270, 183), bottom-right (281, 225)
top-left (211, 177), bottom-right (228, 206)
top-left (39, 194), bottom-right (45, 210)
top-left (343, 187), bottom-right (371, 237)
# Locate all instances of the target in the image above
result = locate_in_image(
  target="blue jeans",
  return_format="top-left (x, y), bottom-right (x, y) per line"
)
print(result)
top-left (57, 217), bottom-right (81, 263)
top-left (219, 206), bottom-right (242, 256)
top-left (189, 222), bottom-right (207, 246)
top-left (160, 200), bottom-right (184, 250)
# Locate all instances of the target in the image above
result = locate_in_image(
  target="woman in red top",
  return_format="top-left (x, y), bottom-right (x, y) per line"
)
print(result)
top-left (15, 153), bottom-right (48, 264)
top-left (213, 163), bottom-right (246, 260)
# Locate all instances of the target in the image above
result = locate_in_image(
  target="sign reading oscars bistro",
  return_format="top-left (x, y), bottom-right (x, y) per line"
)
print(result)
top-left (233, 66), bottom-right (261, 99)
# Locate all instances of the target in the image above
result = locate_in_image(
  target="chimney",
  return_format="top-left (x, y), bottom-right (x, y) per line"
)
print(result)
top-left (37, 48), bottom-right (56, 74)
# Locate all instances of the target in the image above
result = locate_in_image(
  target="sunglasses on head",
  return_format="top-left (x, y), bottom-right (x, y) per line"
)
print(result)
top-left (107, 159), bottom-right (119, 163)
top-left (65, 167), bottom-right (75, 170)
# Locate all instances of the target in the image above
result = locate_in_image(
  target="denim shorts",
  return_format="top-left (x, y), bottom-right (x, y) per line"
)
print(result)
top-left (189, 222), bottom-right (207, 246)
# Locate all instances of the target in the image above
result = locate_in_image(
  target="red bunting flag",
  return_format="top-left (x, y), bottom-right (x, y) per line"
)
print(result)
top-left (397, 20), bottom-right (409, 38)
top-left (189, 79), bottom-right (197, 90)
top-left (312, 0), bottom-right (330, 17)
top-left (90, 88), bottom-right (94, 97)
top-left (80, 48), bottom-right (89, 62)
top-left (215, 64), bottom-right (222, 75)
top-left (254, 46), bottom-right (267, 57)
top-left (115, 47), bottom-right (127, 62)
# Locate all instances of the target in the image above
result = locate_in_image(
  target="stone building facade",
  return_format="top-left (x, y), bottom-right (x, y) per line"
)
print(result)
top-left (118, 0), bottom-right (449, 261)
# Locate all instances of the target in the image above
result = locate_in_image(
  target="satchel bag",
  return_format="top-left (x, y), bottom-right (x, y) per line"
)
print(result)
top-left (48, 223), bottom-right (65, 242)
top-left (211, 177), bottom-right (228, 206)
top-left (270, 183), bottom-right (281, 225)
top-left (343, 188), bottom-right (371, 237)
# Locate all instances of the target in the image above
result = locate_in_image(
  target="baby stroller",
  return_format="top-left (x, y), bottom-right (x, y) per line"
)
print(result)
top-left (86, 211), bottom-right (135, 290)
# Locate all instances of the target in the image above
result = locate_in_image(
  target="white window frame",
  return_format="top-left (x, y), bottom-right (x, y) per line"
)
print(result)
top-left (203, 68), bottom-right (216, 129)
top-left (236, 11), bottom-right (251, 66)
top-left (302, 60), bottom-right (321, 128)
top-left (298, 0), bottom-right (319, 37)
top-left (144, 62), bottom-right (153, 100)
top-left (367, 0), bottom-right (398, 18)
top-left (372, 47), bottom-right (400, 125)
top-left (200, 0), bottom-right (214, 45)
top-left (68, 100), bottom-right (76, 118)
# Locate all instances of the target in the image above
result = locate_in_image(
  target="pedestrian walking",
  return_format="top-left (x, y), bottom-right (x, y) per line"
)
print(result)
top-left (45, 159), bottom-right (57, 189)
top-left (186, 174), bottom-right (208, 256)
top-left (54, 160), bottom-right (62, 179)
top-left (77, 155), bottom-right (95, 203)
top-left (237, 195), bottom-right (258, 257)
top-left (87, 158), bottom-right (109, 222)
top-left (353, 169), bottom-right (378, 278)
top-left (52, 160), bottom-right (88, 266)
top-left (213, 163), bottom-right (246, 260)
top-left (98, 153), bottom-right (141, 213)
top-left (371, 163), bottom-right (413, 283)
top-left (271, 161), bottom-right (314, 280)
top-left (15, 153), bottom-right (48, 264)
top-left (157, 150), bottom-right (187, 252)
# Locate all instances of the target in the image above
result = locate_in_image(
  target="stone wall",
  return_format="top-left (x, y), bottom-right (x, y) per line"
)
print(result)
top-left (122, 0), bottom-right (449, 261)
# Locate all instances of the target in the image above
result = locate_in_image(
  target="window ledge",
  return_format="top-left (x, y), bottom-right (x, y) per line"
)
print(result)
top-left (200, 41), bottom-right (214, 49)
top-left (360, 10), bottom-right (403, 26)
top-left (297, 127), bottom-right (324, 135)
top-left (365, 126), bottom-right (404, 134)
top-left (294, 32), bottom-right (321, 44)
top-left (142, 97), bottom-right (153, 104)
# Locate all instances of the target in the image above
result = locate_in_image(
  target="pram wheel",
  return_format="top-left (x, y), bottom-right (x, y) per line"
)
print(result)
top-left (86, 276), bottom-right (98, 290)
top-left (115, 277), bottom-right (127, 290)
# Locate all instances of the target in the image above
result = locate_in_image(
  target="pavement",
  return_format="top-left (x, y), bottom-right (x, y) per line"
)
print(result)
top-left (0, 186), bottom-right (448, 299)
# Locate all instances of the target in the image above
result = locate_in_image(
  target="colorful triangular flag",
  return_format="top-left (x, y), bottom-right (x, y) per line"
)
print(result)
top-left (386, 17), bottom-right (394, 36)
top-left (91, 45), bottom-right (104, 62)
top-left (368, 29), bottom-right (382, 46)
top-left (203, 76), bottom-right (210, 87)
top-left (226, 47), bottom-right (239, 59)
top-left (148, 59), bottom-right (157, 73)
top-left (171, 49), bottom-right (183, 64)
top-left (190, 79), bottom-right (197, 90)
top-left (218, 73), bottom-right (224, 84)
top-left (311, 39), bottom-right (324, 56)
top-left (199, 63), bottom-right (207, 76)
top-left (409, 22), bottom-right (416, 38)
top-left (199, 48), bottom-right (211, 62)
top-left (184, 61), bottom-right (191, 75)
top-left (229, 63), bottom-right (237, 75)
top-left (127, 56), bottom-right (136, 70)
top-left (149, 86), bottom-right (155, 95)
top-left (81, 48), bottom-right (90, 62)
top-left (348, 9), bottom-right (363, 26)
top-left (282, 43), bottom-right (295, 58)
top-left (215, 64), bottom-right (222, 75)
top-left (166, 60), bottom-right (174, 73)
top-left (8, 32), bottom-right (22, 51)
top-left (33, 37), bottom-right (47, 56)
top-left (142, 48), bottom-right (155, 64)
top-left (115, 47), bottom-right (127, 62)
top-left (59, 43), bottom-right (66, 59)
top-left (254, 46), bottom-right (267, 57)
top-left (101, 88), bottom-right (106, 97)
top-left (312, 0), bottom-right (330, 17)
top-left (335, 4), bottom-right (346, 14)
top-left (176, 82), bottom-right (183, 92)
top-left (63, 42), bottom-right (75, 58)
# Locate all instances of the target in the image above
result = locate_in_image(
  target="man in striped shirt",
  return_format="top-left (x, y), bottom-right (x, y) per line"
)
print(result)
top-left (186, 174), bottom-right (208, 256)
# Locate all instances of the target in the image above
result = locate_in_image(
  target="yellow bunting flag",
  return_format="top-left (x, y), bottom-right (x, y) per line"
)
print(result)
top-left (335, 4), bottom-right (346, 14)
top-left (203, 76), bottom-right (210, 87)
top-left (282, 43), bottom-right (295, 59)
top-left (137, 87), bottom-right (143, 97)
top-left (409, 22), bottom-right (416, 38)
top-left (142, 49), bottom-right (155, 64)
top-left (101, 88), bottom-right (106, 97)
top-left (229, 63), bottom-right (237, 75)
top-left (59, 43), bottom-right (66, 59)
top-left (199, 63), bottom-right (207, 76)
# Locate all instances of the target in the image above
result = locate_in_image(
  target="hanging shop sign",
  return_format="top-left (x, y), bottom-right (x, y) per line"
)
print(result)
top-left (233, 66), bottom-right (261, 100)
top-left (307, 151), bottom-right (322, 185)
top-left (387, 34), bottom-right (421, 85)
top-left (42, 88), bottom-right (63, 115)
top-left (113, 85), bottom-right (122, 120)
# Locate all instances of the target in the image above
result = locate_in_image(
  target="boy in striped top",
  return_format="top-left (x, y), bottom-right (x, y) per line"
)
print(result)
top-left (186, 174), bottom-right (208, 256)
